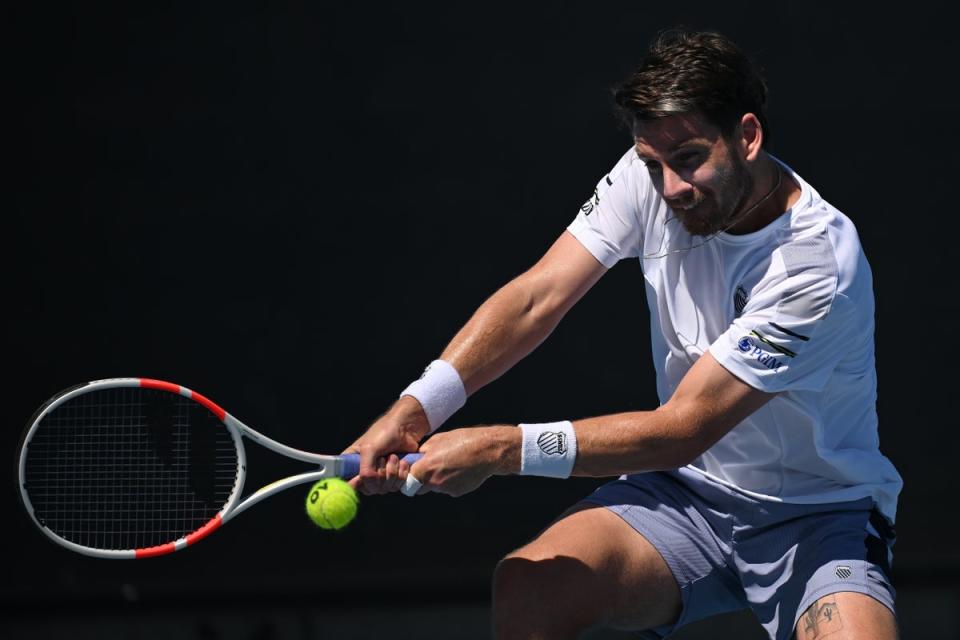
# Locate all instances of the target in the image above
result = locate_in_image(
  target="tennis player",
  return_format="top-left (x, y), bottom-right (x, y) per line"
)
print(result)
top-left (346, 29), bottom-right (902, 640)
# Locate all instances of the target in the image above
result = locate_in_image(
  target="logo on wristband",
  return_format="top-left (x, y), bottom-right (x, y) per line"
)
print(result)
top-left (537, 431), bottom-right (568, 456)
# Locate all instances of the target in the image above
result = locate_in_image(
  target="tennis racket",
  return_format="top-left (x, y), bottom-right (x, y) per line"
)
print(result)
top-left (18, 377), bottom-right (419, 559)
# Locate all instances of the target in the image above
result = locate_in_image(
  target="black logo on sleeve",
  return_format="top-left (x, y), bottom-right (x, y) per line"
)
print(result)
top-left (580, 188), bottom-right (601, 216)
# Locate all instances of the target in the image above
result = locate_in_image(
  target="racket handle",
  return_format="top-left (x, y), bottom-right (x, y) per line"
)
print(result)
top-left (340, 453), bottom-right (422, 479)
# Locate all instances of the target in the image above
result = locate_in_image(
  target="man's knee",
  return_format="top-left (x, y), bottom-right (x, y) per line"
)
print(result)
top-left (492, 506), bottom-right (682, 637)
top-left (494, 552), bottom-right (591, 604)
top-left (492, 551), bottom-right (598, 633)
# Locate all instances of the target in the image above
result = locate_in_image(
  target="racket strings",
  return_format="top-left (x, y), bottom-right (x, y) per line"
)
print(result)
top-left (23, 387), bottom-right (239, 551)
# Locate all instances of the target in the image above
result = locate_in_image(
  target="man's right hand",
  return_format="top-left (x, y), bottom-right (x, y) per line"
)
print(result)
top-left (343, 395), bottom-right (430, 495)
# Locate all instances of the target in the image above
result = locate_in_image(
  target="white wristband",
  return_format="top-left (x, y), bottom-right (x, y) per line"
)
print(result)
top-left (519, 421), bottom-right (577, 478)
top-left (399, 359), bottom-right (467, 433)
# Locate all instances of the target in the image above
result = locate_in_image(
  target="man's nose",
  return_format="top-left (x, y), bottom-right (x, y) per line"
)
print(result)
top-left (661, 166), bottom-right (692, 201)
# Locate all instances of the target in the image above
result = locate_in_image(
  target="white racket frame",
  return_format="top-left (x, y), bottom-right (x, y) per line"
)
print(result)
top-left (19, 378), bottom-right (349, 559)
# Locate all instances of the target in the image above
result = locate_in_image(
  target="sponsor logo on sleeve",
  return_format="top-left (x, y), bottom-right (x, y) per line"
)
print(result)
top-left (734, 321), bottom-right (811, 373)
top-left (736, 335), bottom-right (786, 371)
top-left (580, 187), bottom-right (601, 216)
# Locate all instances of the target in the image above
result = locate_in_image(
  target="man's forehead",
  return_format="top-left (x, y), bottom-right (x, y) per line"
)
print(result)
top-left (632, 113), bottom-right (720, 154)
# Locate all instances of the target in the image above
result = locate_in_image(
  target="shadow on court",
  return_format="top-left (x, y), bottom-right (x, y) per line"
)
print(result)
top-left (4, 582), bottom-right (956, 640)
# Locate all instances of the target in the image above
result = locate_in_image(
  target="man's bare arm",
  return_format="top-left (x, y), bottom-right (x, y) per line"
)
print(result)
top-left (570, 350), bottom-right (775, 475)
top-left (346, 230), bottom-right (607, 493)
top-left (411, 350), bottom-right (775, 495)
top-left (440, 230), bottom-right (608, 397)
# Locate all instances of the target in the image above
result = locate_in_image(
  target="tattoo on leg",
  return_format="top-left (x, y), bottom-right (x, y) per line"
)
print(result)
top-left (802, 598), bottom-right (843, 638)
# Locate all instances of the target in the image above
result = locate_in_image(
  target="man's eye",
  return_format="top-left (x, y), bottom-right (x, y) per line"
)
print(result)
top-left (673, 153), bottom-right (702, 168)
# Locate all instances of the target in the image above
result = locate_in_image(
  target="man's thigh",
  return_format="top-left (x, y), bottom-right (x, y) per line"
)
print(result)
top-left (496, 504), bottom-right (682, 631)
top-left (795, 591), bottom-right (898, 639)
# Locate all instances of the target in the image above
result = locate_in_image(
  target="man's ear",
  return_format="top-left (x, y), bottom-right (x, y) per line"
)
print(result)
top-left (739, 113), bottom-right (763, 162)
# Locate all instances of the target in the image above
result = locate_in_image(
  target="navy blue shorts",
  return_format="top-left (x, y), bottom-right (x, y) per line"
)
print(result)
top-left (580, 467), bottom-right (896, 640)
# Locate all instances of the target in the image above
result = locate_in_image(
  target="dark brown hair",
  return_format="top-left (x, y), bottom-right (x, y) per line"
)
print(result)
top-left (614, 29), bottom-right (772, 146)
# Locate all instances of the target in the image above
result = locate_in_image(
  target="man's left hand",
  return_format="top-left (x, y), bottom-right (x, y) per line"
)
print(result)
top-left (404, 426), bottom-right (518, 497)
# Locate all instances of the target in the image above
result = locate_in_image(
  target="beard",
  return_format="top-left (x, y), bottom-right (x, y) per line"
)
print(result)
top-left (673, 152), bottom-right (754, 237)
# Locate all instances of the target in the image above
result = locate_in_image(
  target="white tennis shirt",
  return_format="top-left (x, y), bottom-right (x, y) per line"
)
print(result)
top-left (567, 148), bottom-right (902, 522)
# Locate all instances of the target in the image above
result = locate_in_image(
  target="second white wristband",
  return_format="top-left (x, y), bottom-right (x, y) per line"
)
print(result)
top-left (399, 359), bottom-right (467, 433)
top-left (519, 421), bottom-right (578, 478)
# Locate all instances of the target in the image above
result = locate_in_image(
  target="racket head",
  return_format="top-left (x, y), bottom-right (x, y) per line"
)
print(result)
top-left (18, 378), bottom-right (246, 558)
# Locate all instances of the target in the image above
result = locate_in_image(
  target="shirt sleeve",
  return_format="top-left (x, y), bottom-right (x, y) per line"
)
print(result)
top-left (710, 233), bottom-right (860, 393)
top-left (566, 148), bottom-right (646, 267)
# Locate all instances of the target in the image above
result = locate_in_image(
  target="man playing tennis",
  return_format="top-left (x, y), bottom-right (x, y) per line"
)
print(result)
top-left (347, 30), bottom-right (902, 640)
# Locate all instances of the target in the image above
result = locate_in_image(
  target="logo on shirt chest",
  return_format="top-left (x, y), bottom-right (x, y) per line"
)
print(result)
top-left (734, 285), bottom-right (748, 317)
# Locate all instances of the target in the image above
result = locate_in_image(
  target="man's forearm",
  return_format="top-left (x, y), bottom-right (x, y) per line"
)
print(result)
top-left (383, 274), bottom-right (564, 442)
top-left (480, 347), bottom-right (768, 480)
top-left (488, 405), bottom-right (708, 478)
top-left (571, 407), bottom-right (705, 475)
top-left (439, 273), bottom-right (568, 396)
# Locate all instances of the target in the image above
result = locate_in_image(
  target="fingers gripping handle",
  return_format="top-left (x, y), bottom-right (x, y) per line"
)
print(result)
top-left (339, 453), bottom-right (422, 480)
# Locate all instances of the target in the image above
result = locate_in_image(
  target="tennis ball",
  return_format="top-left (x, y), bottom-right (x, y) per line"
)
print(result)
top-left (305, 478), bottom-right (359, 530)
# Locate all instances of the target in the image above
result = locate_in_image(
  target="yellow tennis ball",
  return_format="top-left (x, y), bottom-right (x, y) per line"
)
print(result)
top-left (305, 478), bottom-right (359, 530)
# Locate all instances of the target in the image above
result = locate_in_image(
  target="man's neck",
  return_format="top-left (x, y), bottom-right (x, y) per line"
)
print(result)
top-left (727, 155), bottom-right (799, 235)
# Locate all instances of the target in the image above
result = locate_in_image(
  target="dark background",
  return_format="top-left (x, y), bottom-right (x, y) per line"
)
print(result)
top-left (7, 2), bottom-right (959, 638)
